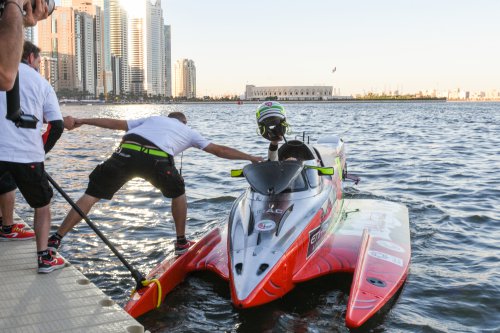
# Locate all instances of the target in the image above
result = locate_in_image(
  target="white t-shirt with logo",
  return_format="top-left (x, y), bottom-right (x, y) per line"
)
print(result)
top-left (126, 116), bottom-right (210, 156)
top-left (0, 63), bottom-right (62, 163)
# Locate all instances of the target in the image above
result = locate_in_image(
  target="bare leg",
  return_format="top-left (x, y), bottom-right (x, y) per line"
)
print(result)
top-left (0, 190), bottom-right (15, 226)
top-left (171, 194), bottom-right (187, 236)
top-left (57, 194), bottom-right (100, 237)
top-left (34, 204), bottom-right (51, 251)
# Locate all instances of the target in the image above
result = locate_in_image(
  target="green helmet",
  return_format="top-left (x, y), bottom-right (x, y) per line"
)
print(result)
top-left (256, 101), bottom-right (288, 141)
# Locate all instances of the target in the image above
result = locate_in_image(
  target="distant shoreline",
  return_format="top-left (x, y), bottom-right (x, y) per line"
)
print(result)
top-left (59, 97), bottom-right (500, 105)
top-left (60, 98), bottom-right (452, 105)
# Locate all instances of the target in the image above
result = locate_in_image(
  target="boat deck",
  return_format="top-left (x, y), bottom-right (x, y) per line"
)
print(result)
top-left (0, 216), bottom-right (145, 333)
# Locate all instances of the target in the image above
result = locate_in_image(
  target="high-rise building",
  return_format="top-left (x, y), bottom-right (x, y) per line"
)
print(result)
top-left (174, 59), bottom-right (196, 99)
top-left (163, 25), bottom-right (172, 98)
top-left (93, 0), bottom-right (113, 95)
top-left (24, 27), bottom-right (35, 43)
top-left (38, 2), bottom-right (109, 97)
top-left (72, 0), bottom-right (104, 97)
top-left (75, 11), bottom-right (96, 97)
top-left (40, 56), bottom-right (57, 87)
top-left (93, 7), bottom-right (105, 97)
top-left (37, 7), bottom-right (77, 93)
top-left (129, 17), bottom-right (144, 96)
top-left (109, 0), bottom-right (129, 94)
top-left (144, 0), bottom-right (164, 96)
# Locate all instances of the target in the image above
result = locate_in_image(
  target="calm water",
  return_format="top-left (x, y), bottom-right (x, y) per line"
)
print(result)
top-left (16, 102), bottom-right (499, 332)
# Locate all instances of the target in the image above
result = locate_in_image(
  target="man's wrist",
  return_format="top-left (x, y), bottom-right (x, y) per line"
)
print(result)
top-left (269, 143), bottom-right (279, 151)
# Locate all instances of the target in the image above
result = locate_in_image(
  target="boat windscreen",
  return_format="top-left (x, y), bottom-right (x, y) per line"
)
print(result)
top-left (243, 160), bottom-right (304, 195)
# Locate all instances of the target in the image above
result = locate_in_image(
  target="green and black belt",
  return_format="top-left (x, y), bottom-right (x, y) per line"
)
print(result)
top-left (119, 142), bottom-right (169, 158)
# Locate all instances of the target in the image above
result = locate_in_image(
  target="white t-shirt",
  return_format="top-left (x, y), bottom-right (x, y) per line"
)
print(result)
top-left (0, 63), bottom-right (62, 163)
top-left (126, 116), bottom-right (210, 156)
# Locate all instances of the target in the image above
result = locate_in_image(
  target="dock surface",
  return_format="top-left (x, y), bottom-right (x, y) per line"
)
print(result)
top-left (0, 216), bottom-right (145, 333)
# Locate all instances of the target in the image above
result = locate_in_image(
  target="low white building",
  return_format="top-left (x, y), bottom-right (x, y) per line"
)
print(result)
top-left (245, 85), bottom-right (333, 101)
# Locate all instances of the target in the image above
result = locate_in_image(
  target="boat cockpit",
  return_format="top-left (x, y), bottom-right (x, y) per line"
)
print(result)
top-left (243, 141), bottom-right (325, 195)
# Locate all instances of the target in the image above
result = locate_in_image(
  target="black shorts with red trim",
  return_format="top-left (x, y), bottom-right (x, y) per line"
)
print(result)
top-left (86, 148), bottom-right (184, 200)
top-left (0, 162), bottom-right (53, 208)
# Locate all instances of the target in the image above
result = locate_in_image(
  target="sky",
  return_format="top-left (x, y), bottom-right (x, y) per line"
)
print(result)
top-left (162, 0), bottom-right (500, 96)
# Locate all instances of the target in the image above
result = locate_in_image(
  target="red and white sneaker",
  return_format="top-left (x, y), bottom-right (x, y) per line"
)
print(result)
top-left (174, 240), bottom-right (195, 255)
top-left (38, 251), bottom-right (66, 274)
top-left (0, 223), bottom-right (35, 240)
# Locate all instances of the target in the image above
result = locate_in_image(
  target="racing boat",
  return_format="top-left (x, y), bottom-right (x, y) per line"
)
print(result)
top-left (124, 136), bottom-right (411, 328)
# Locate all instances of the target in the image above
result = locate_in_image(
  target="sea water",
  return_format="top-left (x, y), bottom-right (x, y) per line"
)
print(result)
top-left (15, 102), bottom-right (499, 332)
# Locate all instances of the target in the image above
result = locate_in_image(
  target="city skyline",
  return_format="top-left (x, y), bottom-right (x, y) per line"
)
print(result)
top-left (163, 0), bottom-right (500, 97)
top-left (38, 0), bottom-right (171, 98)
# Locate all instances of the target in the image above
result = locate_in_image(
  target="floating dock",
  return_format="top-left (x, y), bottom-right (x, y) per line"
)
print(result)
top-left (0, 215), bottom-right (146, 333)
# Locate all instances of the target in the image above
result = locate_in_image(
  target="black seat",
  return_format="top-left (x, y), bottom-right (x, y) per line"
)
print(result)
top-left (278, 140), bottom-right (316, 161)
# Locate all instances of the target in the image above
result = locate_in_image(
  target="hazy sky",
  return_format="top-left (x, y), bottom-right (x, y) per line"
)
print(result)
top-left (163, 0), bottom-right (500, 96)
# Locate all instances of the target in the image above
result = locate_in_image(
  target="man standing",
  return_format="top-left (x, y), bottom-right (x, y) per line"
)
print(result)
top-left (48, 112), bottom-right (263, 255)
top-left (0, 41), bottom-right (45, 241)
top-left (0, 41), bottom-right (65, 273)
top-left (1, 41), bottom-right (74, 241)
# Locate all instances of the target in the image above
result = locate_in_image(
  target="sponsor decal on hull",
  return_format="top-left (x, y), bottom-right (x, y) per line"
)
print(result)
top-left (307, 223), bottom-right (326, 258)
top-left (377, 240), bottom-right (405, 253)
top-left (367, 250), bottom-right (404, 267)
top-left (306, 200), bottom-right (333, 258)
top-left (255, 220), bottom-right (276, 232)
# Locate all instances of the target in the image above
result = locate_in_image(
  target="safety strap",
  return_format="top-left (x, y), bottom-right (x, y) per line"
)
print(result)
top-left (121, 143), bottom-right (169, 158)
top-left (130, 278), bottom-right (163, 309)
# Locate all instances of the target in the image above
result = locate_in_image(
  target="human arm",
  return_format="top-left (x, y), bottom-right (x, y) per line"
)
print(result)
top-left (203, 143), bottom-right (263, 163)
top-left (0, 0), bottom-right (48, 90)
top-left (74, 117), bottom-right (128, 131)
top-left (0, 0), bottom-right (24, 90)
top-left (42, 120), bottom-right (63, 153)
top-left (268, 140), bottom-right (280, 161)
top-left (63, 116), bottom-right (75, 130)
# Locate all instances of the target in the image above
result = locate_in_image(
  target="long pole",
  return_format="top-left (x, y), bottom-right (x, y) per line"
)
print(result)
top-left (46, 172), bottom-right (146, 290)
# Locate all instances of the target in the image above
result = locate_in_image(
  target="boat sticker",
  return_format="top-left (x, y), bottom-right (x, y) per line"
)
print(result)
top-left (368, 250), bottom-right (403, 267)
top-left (377, 240), bottom-right (405, 253)
top-left (255, 220), bottom-right (276, 232)
top-left (337, 211), bottom-right (402, 240)
top-left (307, 223), bottom-right (326, 258)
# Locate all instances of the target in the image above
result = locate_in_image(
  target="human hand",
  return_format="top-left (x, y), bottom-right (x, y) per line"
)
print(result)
top-left (63, 116), bottom-right (75, 130)
top-left (74, 118), bottom-right (85, 128)
top-left (250, 156), bottom-right (265, 164)
top-left (23, 0), bottom-right (48, 27)
top-left (271, 137), bottom-right (283, 145)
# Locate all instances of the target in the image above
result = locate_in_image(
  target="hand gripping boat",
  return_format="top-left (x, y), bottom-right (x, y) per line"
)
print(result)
top-left (124, 137), bottom-right (411, 328)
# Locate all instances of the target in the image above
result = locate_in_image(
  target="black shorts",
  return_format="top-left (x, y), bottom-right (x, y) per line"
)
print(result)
top-left (0, 162), bottom-right (53, 208)
top-left (0, 172), bottom-right (17, 195)
top-left (86, 149), bottom-right (185, 200)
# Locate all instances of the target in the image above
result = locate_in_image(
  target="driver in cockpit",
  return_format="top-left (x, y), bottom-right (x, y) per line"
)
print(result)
top-left (255, 101), bottom-right (289, 161)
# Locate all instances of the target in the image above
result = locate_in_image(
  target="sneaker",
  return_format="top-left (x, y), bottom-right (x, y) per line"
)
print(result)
top-left (47, 234), bottom-right (61, 252)
top-left (38, 252), bottom-right (66, 274)
top-left (0, 223), bottom-right (35, 240)
top-left (174, 240), bottom-right (195, 255)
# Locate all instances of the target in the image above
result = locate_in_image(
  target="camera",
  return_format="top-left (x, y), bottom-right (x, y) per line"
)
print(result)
top-left (6, 111), bottom-right (39, 129)
top-left (0, 0), bottom-right (55, 16)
